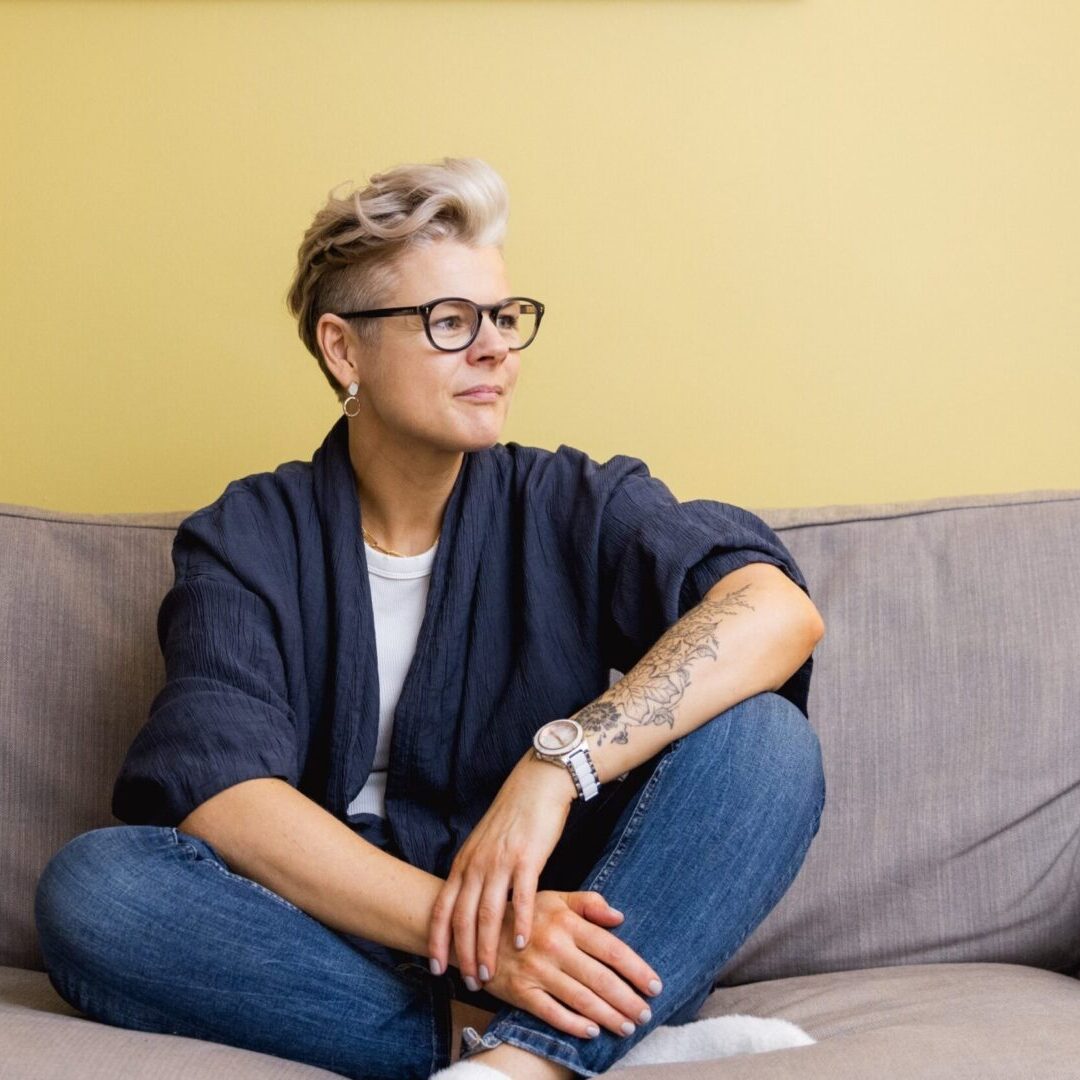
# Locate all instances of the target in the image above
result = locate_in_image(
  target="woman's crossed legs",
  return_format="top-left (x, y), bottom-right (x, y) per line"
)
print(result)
top-left (35, 691), bottom-right (824, 1079)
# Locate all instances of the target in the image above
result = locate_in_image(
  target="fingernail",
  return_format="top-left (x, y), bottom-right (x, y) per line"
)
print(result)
top-left (620, 1021), bottom-right (635, 1036)
top-left (586, 1024), bottom-right (600, 1038)
top-left (464, 975), bottom-right (480, 992)
top-left (429, 957), bottom-right (442, 976)
top-left (648, 978), bottom-right (662, 995)
top-left (515, 934), bottom-right (525, 949)
top-left (638, 1007), bottom-right (652, 1024)
top-left (478, 964), bottom-right (490, 982)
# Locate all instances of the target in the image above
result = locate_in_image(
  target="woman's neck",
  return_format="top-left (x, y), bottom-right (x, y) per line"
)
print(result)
top-left (348, 427), bottom-right (463, 557)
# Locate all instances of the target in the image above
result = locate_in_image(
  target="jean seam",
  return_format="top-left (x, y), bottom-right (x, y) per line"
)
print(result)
top-left (580, 736), bottom-right (686, 897)
top-left (712, 772), bottom-right (826, 991)
top-left (170, 827), bottom-right (203, 859)
top-left (494, 1023), bottom-right (588, 1058)
top-left (460, 1026), bottom-right (504, 1060)
top-left (492, 1026), bottom-right (598, 1077)
top-left (170, 828), bottom-right (307, 918)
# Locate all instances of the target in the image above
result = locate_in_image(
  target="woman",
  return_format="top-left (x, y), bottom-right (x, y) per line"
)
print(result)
top-left (35, 158), bottom-right (826, 1080)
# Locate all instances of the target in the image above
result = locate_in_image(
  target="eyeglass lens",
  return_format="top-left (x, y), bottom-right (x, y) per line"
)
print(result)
top-left (428, 300), bottom-right (539, 351)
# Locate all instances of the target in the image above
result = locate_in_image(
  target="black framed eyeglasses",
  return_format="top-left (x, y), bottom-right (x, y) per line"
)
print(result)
top-left (336, 296), bottom-right (545, 353)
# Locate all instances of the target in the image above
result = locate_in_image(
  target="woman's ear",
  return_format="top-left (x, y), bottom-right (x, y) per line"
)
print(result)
top-left (317, 313), bottom-right (361, 393)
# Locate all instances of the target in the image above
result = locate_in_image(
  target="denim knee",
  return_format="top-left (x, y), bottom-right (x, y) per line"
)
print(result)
top-left (679, 691), bottom-right (826, 831)
top-left (472, 693), bottom-right (826, 1076)
top-left (746, 691), bottom-right (825, 808)
top-left (35, 826), bottom-right (171, 963)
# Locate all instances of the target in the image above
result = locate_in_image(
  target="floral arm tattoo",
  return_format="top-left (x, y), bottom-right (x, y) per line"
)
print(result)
top-left (576, 583), bottom-right (757, 747)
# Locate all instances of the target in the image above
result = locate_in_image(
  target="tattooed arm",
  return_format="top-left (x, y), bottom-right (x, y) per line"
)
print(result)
top-left (532, 561), bottom-right (825, 795)
top-left (421, 561), bottom-right (825, 983)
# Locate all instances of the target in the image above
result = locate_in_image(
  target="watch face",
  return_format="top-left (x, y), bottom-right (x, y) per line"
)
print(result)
top-left (536, 719), bottom-right (580, 753)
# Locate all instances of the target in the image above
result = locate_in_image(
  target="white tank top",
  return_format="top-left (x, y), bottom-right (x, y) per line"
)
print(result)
top-left (345, 536), bottom-right (438, 819)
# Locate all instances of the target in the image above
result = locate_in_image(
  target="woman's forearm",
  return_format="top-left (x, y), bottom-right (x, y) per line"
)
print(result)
top-left (572, 562), bottom-right (824, 784)
top-left (178, 776), bottom-right (457, 968)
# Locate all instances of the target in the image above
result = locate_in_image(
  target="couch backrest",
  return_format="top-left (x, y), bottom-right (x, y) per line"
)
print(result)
top-left (1, 503), bottom-right (184, 969)
top-left (4, 491), bottom-right (1080, 980)
top-left (717, 488), bottom-right (1080, 986)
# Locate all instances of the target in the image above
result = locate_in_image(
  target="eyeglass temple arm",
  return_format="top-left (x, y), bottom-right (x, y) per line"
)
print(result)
top-left (338, 306), bottom-right (424, 320)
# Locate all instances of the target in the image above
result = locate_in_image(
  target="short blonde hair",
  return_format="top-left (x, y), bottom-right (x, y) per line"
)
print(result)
top-left (286, 157), bottom-right (510, 397)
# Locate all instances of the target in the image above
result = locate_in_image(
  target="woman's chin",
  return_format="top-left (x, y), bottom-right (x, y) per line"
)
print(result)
top-left (421, 429), bottom-right (503, 456)
top-left (453, 417), bottom-right (506, 450)
top-left (460, 431), bottom-right (504, 452)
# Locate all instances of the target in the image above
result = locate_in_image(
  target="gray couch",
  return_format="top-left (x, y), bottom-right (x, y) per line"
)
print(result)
top-left (5, 488), bottom-right (1080, 1078)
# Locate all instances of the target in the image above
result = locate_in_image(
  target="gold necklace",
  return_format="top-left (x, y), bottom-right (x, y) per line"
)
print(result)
top-left (361, 525), bottom-right (407, 558)
top-left (361, 524), bottom-right (442, 558)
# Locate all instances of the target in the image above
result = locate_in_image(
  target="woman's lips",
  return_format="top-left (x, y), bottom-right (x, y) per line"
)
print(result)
top-left (457, 389), bottom-right (502, 402)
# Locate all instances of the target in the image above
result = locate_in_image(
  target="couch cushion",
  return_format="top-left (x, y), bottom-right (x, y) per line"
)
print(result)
top-left (8, 959), bottom-right (1078, 1079)
top-left (716, 489), bottom-right (1080, 984)
top-left (0, 965), bottom-right (341, 1079)
top-left (610, 961), bottom-right (1080, 1078)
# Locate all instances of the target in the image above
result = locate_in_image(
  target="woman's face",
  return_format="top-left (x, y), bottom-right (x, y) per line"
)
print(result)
top-left (356, 239), bottom-right (520, 456)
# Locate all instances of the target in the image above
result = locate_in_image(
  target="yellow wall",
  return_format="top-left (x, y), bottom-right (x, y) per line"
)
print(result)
top-left (2, 0), bottom-right (1078, 513)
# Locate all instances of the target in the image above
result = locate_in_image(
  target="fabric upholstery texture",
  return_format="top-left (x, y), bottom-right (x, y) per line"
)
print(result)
top-left (1, 504), bottom-right (183, 970)
top-left (716, 488), bottom-right (1080, 985)
top-left (609, 961), bottom-right (1080, 1077)
top-left (7, 960), bottom-right (1079, 1079)
top-left (0, 965), bottom-right (340, 1079)
top-left (4, 487), bottom-right (1080, 1077)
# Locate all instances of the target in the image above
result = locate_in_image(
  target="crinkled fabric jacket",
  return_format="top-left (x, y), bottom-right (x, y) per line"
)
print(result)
top-left (113, 416), bottom-right (814, 879)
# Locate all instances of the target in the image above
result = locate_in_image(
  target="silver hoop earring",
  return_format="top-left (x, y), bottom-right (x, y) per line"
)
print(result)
top-left (342, 382), bottom-right (361, 418)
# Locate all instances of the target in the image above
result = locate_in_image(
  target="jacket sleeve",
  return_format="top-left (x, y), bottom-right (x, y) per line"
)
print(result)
top-left (111, 494), bottom-right (300, 827)
top-left (559, 448), bottom-right (814, 718)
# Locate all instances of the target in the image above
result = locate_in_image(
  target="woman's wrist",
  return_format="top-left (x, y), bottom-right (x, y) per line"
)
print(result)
top-left (519, 749), bottom-right (579, 807)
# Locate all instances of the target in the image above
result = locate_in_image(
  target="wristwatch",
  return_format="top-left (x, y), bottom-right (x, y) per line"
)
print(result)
top-left (532, 718), bottom-right (601, 801)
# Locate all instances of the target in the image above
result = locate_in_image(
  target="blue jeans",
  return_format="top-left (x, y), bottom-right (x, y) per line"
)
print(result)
top-left (35, 691), bottom-right (824, 1079)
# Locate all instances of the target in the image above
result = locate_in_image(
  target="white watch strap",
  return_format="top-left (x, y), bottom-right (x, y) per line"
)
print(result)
top-left (566, 744), bottom-right (601, 801)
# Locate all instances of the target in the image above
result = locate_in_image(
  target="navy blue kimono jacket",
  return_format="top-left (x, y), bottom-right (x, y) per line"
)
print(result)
top-left (113, 416), bottom-right (814, 879)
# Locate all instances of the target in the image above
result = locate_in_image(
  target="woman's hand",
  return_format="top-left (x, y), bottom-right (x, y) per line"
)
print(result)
top-left (427, 749), bottom-right (578, 987)
top-left (482, 889), bottom-right (663, 1040)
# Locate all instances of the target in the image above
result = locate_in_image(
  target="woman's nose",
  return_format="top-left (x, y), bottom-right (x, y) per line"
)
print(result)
top-left (471, 310), bottom-right (509, 359)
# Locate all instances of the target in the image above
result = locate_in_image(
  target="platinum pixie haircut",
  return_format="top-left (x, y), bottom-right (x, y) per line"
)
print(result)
top-left (286, 157), bottom-right (510, 398)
